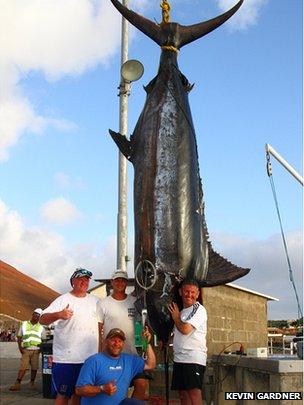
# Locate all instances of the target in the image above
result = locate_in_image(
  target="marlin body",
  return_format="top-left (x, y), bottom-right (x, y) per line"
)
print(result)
top-left (109, 0), bottom-right (249, 341)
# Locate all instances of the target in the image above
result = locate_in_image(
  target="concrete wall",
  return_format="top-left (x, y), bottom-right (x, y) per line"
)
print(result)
top-left (202, 285), bottom-right (268, 356)
top-left (209, 355), bottom-right (303, 405)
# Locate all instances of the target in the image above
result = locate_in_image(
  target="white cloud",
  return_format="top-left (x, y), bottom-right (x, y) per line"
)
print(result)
top-left (216, 0), bottom-right (267, 30)
top-left (40, 197), bottom-right (83, 225)
top-left (1, 196), bottom-right (302, 319)
top-left (0, 0), bottom-right (121, 162)
top-left (0, 0), bottom-right (120, 79)
top-left (0, 199), bottom-right (116, 292)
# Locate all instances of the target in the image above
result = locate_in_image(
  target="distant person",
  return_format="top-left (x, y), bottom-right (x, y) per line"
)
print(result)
top-left (99, 270), bottom-right (149, 400)
top-left (168, 279), bottom-right (207, 405)
top-left (40, 268), bottom-right (102, 405)
top-left (9, 308), bottom-right (45, 391)
top-left (75, 327), bottom-right (156, 404)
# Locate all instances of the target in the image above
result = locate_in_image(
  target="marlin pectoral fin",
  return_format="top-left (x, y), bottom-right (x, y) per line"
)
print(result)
top-left (109, 129), bottom-right (133, 161)
top-left (201, 244), bottom-right (250, 287)
top-left (179, 0), bottom-right (243, 48)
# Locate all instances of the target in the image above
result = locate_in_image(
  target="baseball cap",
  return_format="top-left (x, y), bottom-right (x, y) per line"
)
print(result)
top-left (111, 269), bottom-right (128, 280)
top-left (106, 328), bottom-right (126, 341)
top-left (70, 268), bottom-right (92, 286)
top-left (33, 308), bottom-right (43, 315)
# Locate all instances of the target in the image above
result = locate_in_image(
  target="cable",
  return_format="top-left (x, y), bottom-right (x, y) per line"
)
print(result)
top-left (214, 342), bottom-right (244, 383)
top-left (206, 342), bottom-right (244, 404)
top-left (266, 154), bottom-right (303, 319)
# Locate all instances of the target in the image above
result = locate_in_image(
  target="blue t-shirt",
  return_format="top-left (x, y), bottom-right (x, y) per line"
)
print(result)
top-left (76, 352), bottom-right (145, 404)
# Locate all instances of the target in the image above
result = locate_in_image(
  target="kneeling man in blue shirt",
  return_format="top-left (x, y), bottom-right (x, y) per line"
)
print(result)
top-left (75, 327), bottom-right (156, 404)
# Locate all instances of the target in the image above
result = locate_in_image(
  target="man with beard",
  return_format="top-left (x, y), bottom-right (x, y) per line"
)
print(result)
top-left (75, 327), bottom-right (156, 404)
top-left (99, 270), bottom-right (150, 399)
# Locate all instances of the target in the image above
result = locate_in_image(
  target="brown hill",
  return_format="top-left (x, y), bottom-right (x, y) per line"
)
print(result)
top-left (0, 260), bottom-right (60, 321)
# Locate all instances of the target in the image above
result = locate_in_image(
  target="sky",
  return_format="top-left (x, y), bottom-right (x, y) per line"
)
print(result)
top-left (0, 0), bottom-right (302, 320)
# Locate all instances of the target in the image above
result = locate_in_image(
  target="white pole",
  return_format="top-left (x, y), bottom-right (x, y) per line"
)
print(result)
top-left (265, 143), bottom-right (303, 186)
top-left (117, 0), bottom-right (129, 272)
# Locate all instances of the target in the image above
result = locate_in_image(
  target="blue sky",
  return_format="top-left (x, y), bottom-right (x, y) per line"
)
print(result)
top-left (0, 0), bottom-right (302, 319)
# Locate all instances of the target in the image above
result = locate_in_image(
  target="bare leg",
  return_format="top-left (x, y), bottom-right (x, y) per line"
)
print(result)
top-left (132, 378), bottom-right (147, 400)
top-left (55, 395), bottom-right (69, 405)
top-left (179, 390), bottom-right (191, 405)
top-left (70, 394), bottom-right (80, 405)
top-left (16, 369), bottom-right (27, 381)
top-left (188, 388), bottom-right (203, 405)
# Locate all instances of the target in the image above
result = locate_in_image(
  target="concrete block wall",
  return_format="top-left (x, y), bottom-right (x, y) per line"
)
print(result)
top-left (202, 285), bottom-right (268, 356)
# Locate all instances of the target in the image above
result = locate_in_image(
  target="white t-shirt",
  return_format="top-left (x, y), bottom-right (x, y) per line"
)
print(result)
top-left (42, 293), bottom-right (101, 363)
top-left (173, 302), bottom-right (207, 366)
top-left (98, 294), bottom-right (137, 355)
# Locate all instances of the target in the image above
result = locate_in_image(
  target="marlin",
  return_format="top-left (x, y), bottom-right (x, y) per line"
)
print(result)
top-left (109, 0), bottom-right (249, 342)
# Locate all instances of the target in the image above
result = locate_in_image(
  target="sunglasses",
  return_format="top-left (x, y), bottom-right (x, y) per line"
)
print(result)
top-left (71, 268), bottom-right (92, 279)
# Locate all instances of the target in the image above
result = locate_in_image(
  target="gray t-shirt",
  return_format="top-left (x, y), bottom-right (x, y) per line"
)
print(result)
top-left (98, 294), bottom-right (137, 354)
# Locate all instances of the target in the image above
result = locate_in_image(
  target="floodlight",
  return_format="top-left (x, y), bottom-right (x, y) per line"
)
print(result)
top-left (121, 59), bottom-right (144, 83)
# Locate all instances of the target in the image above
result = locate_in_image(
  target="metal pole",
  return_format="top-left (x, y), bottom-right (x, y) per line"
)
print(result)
top-left (117, 0), bottom-right (130, 272)
top-left (265, 143), bottom-right (303, 186)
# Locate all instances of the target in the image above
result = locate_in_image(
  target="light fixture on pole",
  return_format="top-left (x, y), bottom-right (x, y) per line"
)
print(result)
top-left (116, 1), bottom-right (144, 273)
top-left (117, 59), bottom-right (144, 273)
top-left (121, 59), bottom-right (144, 83)
top-left (116, 0), bottom-right (129, 274)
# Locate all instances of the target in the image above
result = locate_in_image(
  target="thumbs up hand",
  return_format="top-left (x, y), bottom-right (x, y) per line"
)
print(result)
top-left (60, 304), bottom-right (74, 320)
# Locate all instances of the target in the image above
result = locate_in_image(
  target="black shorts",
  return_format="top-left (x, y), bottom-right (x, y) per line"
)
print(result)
top-left (171, 362), bottom-right (205, 391)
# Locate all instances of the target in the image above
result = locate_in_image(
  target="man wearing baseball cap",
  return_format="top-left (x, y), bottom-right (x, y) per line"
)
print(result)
top-left (10, 308), bottom-right (45, 391)
top-left (75, 326), bottom-right (156, 404)
top-left (40, 268), bottom-right (102, 405)
top-left (98, 269), bottom-right (150, 400)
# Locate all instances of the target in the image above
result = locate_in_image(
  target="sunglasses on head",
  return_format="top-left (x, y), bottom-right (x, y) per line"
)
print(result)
top-left (71, 268), bottom-right (93, 279)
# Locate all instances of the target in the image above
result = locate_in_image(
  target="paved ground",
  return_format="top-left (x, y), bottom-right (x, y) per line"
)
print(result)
top-left (0, 344), bottom-right (53, 405)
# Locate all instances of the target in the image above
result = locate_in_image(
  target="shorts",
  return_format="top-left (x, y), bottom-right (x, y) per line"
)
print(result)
top-left (20, 349), bottom-right (40, 371)
top-left (171, 362), bottom-right (205, 391)
top-left (51, 362), bottom-right (83, 398)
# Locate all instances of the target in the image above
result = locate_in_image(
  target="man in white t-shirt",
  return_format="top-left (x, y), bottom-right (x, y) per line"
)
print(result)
top-left (98, 270), bottom-right (149, 400)
top-left (40, 268), bottom-right (101, 405)
top-left (168, 279), bottom-right (207, 405)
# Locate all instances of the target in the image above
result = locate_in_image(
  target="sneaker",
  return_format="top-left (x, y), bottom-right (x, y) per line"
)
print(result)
top-left (9, 382), bottom-right (21, 391)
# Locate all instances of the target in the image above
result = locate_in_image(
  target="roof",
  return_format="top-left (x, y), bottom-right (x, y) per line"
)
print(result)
top-left (226, 282), bottom-right (279, 301)
top-left (0, 260), bottom-right (60, 320)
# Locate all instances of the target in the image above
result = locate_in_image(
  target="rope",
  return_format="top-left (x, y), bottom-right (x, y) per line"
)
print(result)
top-left (160, 0), bottom-right (171, 23)
top-left (266, 154), bottom-right (303, 319)
top-left (161, 45), bottom-right (179, 53)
